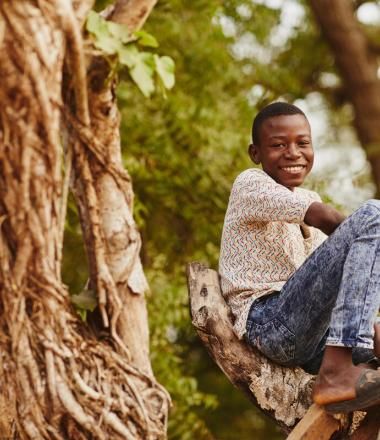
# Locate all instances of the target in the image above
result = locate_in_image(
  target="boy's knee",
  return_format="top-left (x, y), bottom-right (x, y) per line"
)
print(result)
top-left (363, 199), bottom-right (380, 211)
top-left (358, 199), bottom-right (380, 217)
top-left (347, 200), bottom-right (380, 232)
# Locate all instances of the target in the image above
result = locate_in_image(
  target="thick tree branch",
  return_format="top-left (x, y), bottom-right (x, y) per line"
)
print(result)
top-left (187, 263), bottom-right (315, 434)
top-left (187, 263), bottom-right (380, 438)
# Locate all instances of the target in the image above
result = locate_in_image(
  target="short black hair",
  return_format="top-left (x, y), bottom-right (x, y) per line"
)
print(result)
top-left (252, 102), bottom-right (307, 145)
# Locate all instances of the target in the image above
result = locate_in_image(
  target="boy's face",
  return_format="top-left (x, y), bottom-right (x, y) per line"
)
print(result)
top-left (249, 114), bottom-right (314, 191)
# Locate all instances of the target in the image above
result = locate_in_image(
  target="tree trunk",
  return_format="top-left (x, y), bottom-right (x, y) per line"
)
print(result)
top-left (67, 0), bottom-right (159, 377)
top-left (309, 0), bottom-right (380, 196)
top-left (0, 0), bottom-right (169, 438)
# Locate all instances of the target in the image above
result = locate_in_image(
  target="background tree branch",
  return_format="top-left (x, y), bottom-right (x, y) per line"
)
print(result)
top-left (309, 0), bottom-right (380, 196)
top-left (109, 0), bottom-right (158, 29)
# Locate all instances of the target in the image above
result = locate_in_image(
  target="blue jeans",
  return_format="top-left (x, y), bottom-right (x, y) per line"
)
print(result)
top-left (245, 200), bottom-right (380, 374)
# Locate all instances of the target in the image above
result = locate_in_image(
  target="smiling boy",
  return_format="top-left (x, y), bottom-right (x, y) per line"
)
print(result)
top-left (219, 102), bottom-right (380, 412)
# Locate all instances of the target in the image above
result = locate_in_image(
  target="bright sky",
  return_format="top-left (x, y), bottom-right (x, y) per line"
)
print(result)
top-left (357, 2), bottom-right (380, 25)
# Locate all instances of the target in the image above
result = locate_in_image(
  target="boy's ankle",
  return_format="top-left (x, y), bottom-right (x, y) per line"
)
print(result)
top-left (374, 323), bottom-right (380, 357)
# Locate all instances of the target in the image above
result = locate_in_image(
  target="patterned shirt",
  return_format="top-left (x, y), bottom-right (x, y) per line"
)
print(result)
top-left (219, 168), bottom-right (327, 339)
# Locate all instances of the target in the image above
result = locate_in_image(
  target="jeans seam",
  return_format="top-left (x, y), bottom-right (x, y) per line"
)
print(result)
top-left (354, 238), bottom-right (380, 344)
top-left (246, 319), bottom-right (252, 335)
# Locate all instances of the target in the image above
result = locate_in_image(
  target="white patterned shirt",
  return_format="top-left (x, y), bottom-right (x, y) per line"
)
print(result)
top-left (219, 169), bottom-right (327, 339)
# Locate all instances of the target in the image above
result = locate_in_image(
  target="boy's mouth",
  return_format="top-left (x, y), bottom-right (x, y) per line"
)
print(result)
top-left (280, 165), bottom-right (306, 174)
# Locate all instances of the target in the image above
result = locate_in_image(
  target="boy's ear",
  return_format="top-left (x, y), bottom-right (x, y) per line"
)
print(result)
top-left (248, 143), bottom-right (261, 164)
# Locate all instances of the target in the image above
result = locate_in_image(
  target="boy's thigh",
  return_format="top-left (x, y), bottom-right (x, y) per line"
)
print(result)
top-left (245, 292), bottom-right (328, 367)
top-left (246, 294), bottom-right (298, 366)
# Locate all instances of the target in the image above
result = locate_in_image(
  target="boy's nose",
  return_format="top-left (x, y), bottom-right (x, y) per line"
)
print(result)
top-left (285, 144), bottom-right (301, 158)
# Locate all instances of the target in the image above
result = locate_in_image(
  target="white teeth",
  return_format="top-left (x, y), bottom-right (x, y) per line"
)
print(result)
top-left (281, 166), bottom-right (304, 174)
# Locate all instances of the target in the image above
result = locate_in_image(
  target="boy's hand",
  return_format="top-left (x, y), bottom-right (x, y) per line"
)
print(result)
top-left (304, 202), bottom-right (346, 236)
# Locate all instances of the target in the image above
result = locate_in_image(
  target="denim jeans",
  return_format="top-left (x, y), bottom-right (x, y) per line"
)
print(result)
top-left (245, 200), bottom-right (380, 374)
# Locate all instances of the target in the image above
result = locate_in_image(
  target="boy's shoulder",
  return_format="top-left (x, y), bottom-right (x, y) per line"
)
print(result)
top-left (233, 168), bottom-right (322, 201)
top-left (295, 186), bottom-right (322, 203)
top-left (235, 167), bottom-right (265, 178)
top-left (233, 168), bottom-right (270, 186)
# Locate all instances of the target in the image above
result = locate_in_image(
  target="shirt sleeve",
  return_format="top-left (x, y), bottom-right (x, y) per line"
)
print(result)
top-left (228, 170), bottom-right (314, 224)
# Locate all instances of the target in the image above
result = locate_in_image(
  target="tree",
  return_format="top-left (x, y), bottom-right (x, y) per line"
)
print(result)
top-left (187, 262), bottom-right (380, 439)
top-left (0, 0), bottom-right (170, 438)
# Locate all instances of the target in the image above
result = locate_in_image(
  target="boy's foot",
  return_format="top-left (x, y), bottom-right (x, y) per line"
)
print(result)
top-left (374, 323), bottom-right (380, 358)
top-left (313, 363), bottom-right (366, 406)
top-left (324, 369), bottom-right (380, 413)
top-left (313, 366), bottom-right (380, 412)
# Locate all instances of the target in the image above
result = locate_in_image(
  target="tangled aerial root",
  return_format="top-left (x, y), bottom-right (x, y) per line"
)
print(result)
top-left (0, 275), bottom-right (169, 439)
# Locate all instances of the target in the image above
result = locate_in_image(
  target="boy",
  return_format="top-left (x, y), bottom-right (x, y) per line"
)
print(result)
top-left (219, 102), bottom-right (380, 412)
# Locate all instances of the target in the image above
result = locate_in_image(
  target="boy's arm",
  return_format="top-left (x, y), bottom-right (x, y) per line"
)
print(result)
top-left (304, 202), bottom-right (346, 236)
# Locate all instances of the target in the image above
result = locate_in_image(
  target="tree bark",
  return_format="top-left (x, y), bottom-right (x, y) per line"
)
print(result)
top-left (309, 0), bottom-right (380, 196)
top-left (109, 0), bottom-right (158, 28)
top-left (350, 407), bottom-right (380, 440)
top-left (0, 0), bottom-right (169, 438)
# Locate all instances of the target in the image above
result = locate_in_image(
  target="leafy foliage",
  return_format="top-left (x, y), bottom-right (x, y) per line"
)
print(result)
top-left (86, 11), bottom-right (175, 97)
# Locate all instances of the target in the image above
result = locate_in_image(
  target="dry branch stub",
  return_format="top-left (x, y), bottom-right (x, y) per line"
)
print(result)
top-left (285, 404), bottom-right (340, 440)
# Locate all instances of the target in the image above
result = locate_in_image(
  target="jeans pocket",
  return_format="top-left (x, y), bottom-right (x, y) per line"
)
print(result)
top-left (256, 318), bottom-right (296, 365)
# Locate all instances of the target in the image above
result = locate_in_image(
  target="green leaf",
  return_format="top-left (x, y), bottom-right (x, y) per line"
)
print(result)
top-left (118, 45), bottom-right (140, 68)
top-left (118, 47), bottom-right (156, 96)
top-left (130, 52), bottom-right (155, 97)
top-left (76, 307), bottom-right (87, 322)
top-left (154, 55), bottom-right (175, 89)
top-left (71, 289), bottom-right (97, 311)
top-left (86, 11), bottom-right (110, 42)
top-left (94, 36), bottom-right (122, 54)
top-left (134, 30), bottom-right (159, 48)
top-left (86, 11), bottom-right (104, 35)
top-left (107, 21), bottom-right (132, 43)
top-left (86, 11), bottom-right (121, 55)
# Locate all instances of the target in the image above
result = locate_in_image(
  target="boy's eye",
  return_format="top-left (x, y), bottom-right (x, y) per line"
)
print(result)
top-left (272, 143), bottom-right (285, 148)
top-left (298, 141), bottom-right (310, 147)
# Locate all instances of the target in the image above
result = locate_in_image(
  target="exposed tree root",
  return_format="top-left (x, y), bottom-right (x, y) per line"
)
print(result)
top-left (0, 277), bottom-right (169, 438)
